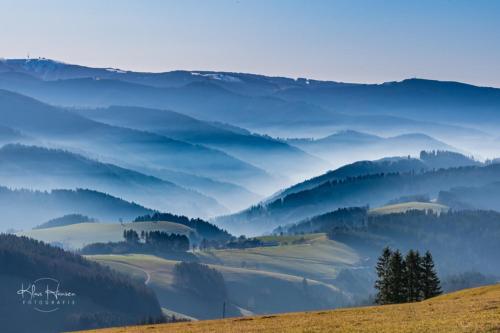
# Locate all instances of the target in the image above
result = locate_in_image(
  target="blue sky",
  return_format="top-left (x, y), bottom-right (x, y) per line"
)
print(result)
top-left (1, 0), bottom-right (499, 86)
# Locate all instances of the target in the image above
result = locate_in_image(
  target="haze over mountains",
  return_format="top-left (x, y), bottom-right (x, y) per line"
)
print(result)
top-left (0, 144), bottom-right (224, 217)
top-left (218, 152), bottom-right (496, 235)
top-left (0, 58), bottom-right (500, 233)
top-left (2, 58), bottom-right (500, 330)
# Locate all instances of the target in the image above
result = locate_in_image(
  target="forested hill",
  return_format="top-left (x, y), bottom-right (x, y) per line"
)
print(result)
top-left (327, 209), bottom-right (500, 276)
top-left (0, 187), bottom-right (153, 230)
top-left (134, 212), bottom-right (232, 241)
top-left (270, 151), bottom-right (480, 202)
top-left (0, 234), bottom-right (162, 333)
top-left (218, 163), bottom-right (500, 234)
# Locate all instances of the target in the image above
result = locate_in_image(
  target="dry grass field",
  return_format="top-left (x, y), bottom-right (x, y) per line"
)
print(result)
top-left (75, 284), bottom-right (500, 333)
top-left (369, 201), bottom-right (449, 216)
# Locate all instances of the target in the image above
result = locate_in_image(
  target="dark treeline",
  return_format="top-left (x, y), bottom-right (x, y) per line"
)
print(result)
top-left (419, 150), bottom-right (480, 169)
top-left (438, 181), bottom-right (500, 212)
top-left (375, 247), bottom-right (441, 305)
top-left (134, 212), bottom-right (231, 241)
top-left (81, 229), bottom-right (189, 255)
top-left (228, 163), bottom-right (500, 229)
top-left (0, 234), bottom-right (162, 333)
top-left (193, 235), bottom-right (272, 250)
top-left (34, 213), bottom-right (97, 229)
top-left (327, 209), bottom-right (500, 275)
top-left (274, 206), bottom-right (368, 235)
top-left (0, 186), bottom-right (152, 230)
top-left (173, 262), bottom-right (227, 302)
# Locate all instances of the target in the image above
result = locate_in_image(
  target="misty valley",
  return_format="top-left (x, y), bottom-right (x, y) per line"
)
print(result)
top-left (1, 58), bottom-right (500, 333)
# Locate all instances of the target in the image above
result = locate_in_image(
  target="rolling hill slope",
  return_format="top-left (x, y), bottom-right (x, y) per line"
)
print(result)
top-left (0, 187), bottom-right (153, 231)
top-left (270, 151), bottom-right (481, 202)
top-left (0, 234), bottom-right (162, 333)
top-left (87, 253), bottom-right (351, 321)
top-left (74, 105), bottom-right (329, 182)
top-left (218, 162), bottom-right (500, 235)
top-left (288, 130), bottom-right (456, 167)
top-left (0, 144), bottom-right (226, 217)
top-left (77, 284), bottom-right (500, 333)
top-left (18, 221), bottom-right (195, 250)
top-left (0, 89), bottom-right (273, 193)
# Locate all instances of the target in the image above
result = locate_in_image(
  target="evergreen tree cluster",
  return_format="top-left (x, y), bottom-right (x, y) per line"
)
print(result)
top-left (173, 262), bottom-right (227, 302)
top-left (123, 229), bottom-right (140, 243)
top-left (82, 230), bottom-right (189, 254)
top-left (375, 247), bottom-right (441, 305)
top-left (134, 212), bottom-right (232, 241)
top-left (142, 230), bottom-right (190, 252)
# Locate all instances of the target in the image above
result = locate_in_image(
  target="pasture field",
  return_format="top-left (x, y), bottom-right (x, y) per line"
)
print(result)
top-left (17, 221), bottom-right (194, 249)
top-left (75, 283), bottom-right (500, 333)
top-left (369, 201), bottom-right (449, 216)
top-left (196, 234), bottom-right (361, 282)
top-left (88, 253), bottom-right (350, 320)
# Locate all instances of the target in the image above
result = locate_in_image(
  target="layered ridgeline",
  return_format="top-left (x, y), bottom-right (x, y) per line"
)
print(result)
top-left (217, 151), bottom-right (493, 235)
top-left (0, 187), bottom-right (153, 231)
top-left (0, 59), bottom-right (495, 142)
top-left (34, 214), bottom-right (97, 230)
top-left (19, 212), bottom-right (231, 250)
top-left (73, 106), bottom-right (329, 184)
top-left (438, 182), bottom-right (500, 212)
top-left (0, 144), bottom-right (225, 217)
top-left (0, 234), bottom-right (163, 333)
top-left (287, 130), bottom-right (457, 167)
top-left (0, 89), bottom-right (273, 197)
top-left (273, 150), bottom-right (481, 200)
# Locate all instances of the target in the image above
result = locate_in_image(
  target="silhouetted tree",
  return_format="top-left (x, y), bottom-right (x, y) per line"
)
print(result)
top-left (421, 251), bottom-right (442, 299)
top-left (374, 248), bottom-right (441, 305)
top-left (388, 250), bottom-right (407, 304)
top-left (374, 247), bottom-right (392, 304)
top-left (123, 229), bottom-right (140, 243)
top-left (405, 249), bottom-right (423, 302)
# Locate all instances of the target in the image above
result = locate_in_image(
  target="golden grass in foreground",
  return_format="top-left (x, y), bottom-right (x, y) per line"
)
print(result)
top-left (77, 284), bottom-right (500, 333)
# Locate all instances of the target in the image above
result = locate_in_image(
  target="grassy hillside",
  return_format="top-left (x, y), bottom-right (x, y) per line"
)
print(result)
top-left (75, 283), bottom-right (500, 333)
top-left (197, 234), bottom-right (360, 283)
top-left (87, 254), bottom-right (350, 320)
top-left (369, 202), bottom-right (449, 215)
top-left (18, 221), bottom-right (194, 249)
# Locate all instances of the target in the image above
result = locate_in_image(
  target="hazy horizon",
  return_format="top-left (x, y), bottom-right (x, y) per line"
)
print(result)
top-left (1, 0), bottom-right (500, 87)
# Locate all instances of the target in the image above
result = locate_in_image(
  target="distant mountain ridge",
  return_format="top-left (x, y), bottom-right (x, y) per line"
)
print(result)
top-left (75, 105), bottom-right (329, 182)
top-left (1, 58), bottom-right (497, 136)
top-left (0, 89), bottom-right (274, 194)
top-left (287, 130), bottom-right (456, 166)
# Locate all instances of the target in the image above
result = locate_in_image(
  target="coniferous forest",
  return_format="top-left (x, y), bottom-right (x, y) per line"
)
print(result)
top-left (375, 248), bottom-right (441, 305)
